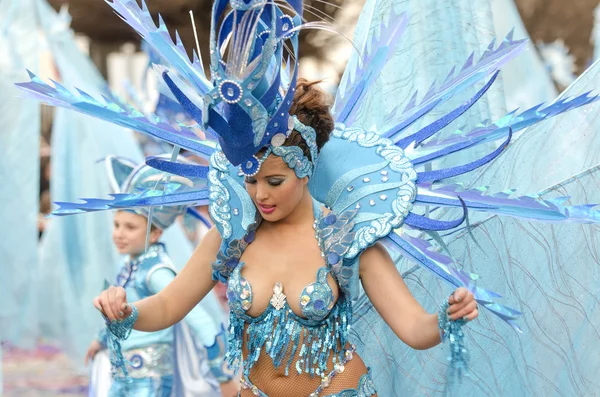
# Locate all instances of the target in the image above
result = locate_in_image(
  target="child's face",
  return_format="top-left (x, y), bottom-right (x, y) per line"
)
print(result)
top-left (112, 211), bottom-right (160, 256)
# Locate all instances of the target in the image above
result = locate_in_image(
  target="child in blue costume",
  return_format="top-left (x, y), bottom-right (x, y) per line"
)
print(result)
top-left (85, 156), bottom-right (238, 397)
top-left (18, 0), bottom-right (600, 396)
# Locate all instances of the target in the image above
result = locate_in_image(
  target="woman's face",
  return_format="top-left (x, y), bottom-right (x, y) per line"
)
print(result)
top-left (244, 155), bottom-right (308, 222)
top-left (112, 211), bottom-right (162, 256)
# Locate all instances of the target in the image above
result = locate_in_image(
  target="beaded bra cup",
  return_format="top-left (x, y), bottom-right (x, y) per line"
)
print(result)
top-left (227, 265), bottom-right (336, 322)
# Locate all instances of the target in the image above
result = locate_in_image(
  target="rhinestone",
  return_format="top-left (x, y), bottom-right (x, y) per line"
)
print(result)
top-left (363, 177), bottom-right (370, 183)
top-left (233, 208), bottom-right (239, 216)
top-left (381, 170), bottom-right (388, 176)
top-left (247, 82), bottom-right (256, 89)
top-left (321, 376), bottom-right (330, 387)
top-left (252, 385), bottom-right (259, 395)
top-left (244, 99), bottom-right (253, 106)
top-left (246, 161), bottom-right (253, 168)
top-left (274, 122), bottom-right (279, 128)
top-left (380, 194), bottom-right (388, 201)
top-left (334, 363), bottom-right (345, 373)
top-left (300, 295), bottom-right (311, 306)
top-left (346, 186), bottom-right (354, 192)
top-left (310, 393), bottom-right (318, 397)
top-left (283, 22), bottom-right (290, 30)
top-left (242, 300), bottom-right (251, 310)
top-left (381, 176), bottom-right (389, 182)
top-left (227, 87), bottom-right (234, 96)
top-left (369, 199), bottom-right (376, 206)
top-left (271, 133), bottom-right (286, 147)
top-left (306, 285), bottom-right (314, 294)
top-left (240, 291), bottom-right (248, 299)
top-left (355, 203), bottom-right (361, 209)
top-left (345, 350), bottom-right (353, 360)
top-left (212, 92), bottom-right (219, 99)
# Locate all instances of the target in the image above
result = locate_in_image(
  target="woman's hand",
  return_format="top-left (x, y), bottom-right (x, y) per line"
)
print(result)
top-left (93, 286), bottom-right (133, 322)
top-left (84, 339), bottom-right (103, 366)
top-left (219, 379), bottom-right (239, 397)
top-left (447, 287), bottom-right (478, 322)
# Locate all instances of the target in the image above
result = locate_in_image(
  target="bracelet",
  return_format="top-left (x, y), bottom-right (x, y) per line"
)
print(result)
top-left (105, 304), bottom-right (139, 380)
top-left (438, 300), bottom-right (469, 386)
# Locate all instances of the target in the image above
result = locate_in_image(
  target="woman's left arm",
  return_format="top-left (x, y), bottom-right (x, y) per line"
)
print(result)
top-left (359, 243), bottom-right (478, 350)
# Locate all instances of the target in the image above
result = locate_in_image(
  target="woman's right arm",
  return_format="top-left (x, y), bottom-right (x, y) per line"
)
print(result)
top-left (94, 226), bottom-right (222, 332)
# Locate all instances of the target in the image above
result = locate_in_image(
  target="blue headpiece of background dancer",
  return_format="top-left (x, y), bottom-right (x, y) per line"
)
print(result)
top-left (105, 154), bottom-right (203, 230)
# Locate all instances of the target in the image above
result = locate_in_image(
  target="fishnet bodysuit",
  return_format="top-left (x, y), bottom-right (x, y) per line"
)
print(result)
top-left (239, 338), bottom-right (375, 396)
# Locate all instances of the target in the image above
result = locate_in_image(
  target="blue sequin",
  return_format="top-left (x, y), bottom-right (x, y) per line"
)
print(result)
top-left (327, 252), bottom-right (340, 265)
top-left (324, 213), bottom-right (337, 225)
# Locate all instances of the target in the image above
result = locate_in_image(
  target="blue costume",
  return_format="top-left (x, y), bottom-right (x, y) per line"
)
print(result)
top-left (88, 156), bottom-right (232, 397)
top-left (16, 0), bottom-right (600, 395)
top-left (97, 243), bottom-right (227, 396)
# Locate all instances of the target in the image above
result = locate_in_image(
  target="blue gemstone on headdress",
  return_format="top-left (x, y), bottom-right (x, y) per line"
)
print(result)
top-left (219, 80), bottom-right (243, 104)
top-left (240, 156), bottom-right (260, 175)
top-left (278, 15), bottom-right (296, 39)
top-left (327, 252), bottom-right (340, 265)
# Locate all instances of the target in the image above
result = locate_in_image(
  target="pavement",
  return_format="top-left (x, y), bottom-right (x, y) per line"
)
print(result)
top-left (3, 343), bottom-right (88, 397)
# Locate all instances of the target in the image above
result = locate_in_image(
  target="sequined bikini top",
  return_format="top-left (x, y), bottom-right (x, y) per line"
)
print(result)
top-left (227, 265), bottom-right (336, 322)
top-left (217, 207), bottom-right (356, 379)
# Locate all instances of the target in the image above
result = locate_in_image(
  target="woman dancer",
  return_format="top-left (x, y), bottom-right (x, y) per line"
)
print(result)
top-left (18, 0), bottom-right (600, 395)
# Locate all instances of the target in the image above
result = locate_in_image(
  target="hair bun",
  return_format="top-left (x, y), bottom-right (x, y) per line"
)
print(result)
top-left (289, 79), bottom-right (334, 152)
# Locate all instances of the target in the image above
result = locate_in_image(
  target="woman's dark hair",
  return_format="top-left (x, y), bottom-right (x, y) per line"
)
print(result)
top-left (285, 79), bottom-right (334, 161)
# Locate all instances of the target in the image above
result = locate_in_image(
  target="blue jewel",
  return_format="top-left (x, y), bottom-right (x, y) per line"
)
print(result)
top-left (226, 257), bottom-right (239, 269)
top-left (219, 80), bottom-right (243, 104)
top-left (327, 252), bottom-right (340, 265)
top-left (245, 231), bottom-right (256, 243)
top-left (324, 213), bottom-right (337, 225)
top-left (314, 300), bottom-right (325, 310)
top-left (129, 354), bottom-right (144, 369)
top-left (227, 290), bottom-right (237, 301)
top-left (240, 156), bottom-right (260, 176)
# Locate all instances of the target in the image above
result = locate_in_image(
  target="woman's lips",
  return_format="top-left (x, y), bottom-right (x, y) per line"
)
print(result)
top-left (258, 204), bottom-right (276, 214)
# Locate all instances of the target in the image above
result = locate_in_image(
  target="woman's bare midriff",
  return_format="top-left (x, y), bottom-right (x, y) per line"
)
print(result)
top-left (239, 340), bottom-right (376, 397)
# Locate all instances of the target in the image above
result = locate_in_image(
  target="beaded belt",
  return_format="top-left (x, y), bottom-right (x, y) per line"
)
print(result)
top-left (115, 343), bottom-right (174, 379)
top-left (239, 344), bottom-right (357, 396)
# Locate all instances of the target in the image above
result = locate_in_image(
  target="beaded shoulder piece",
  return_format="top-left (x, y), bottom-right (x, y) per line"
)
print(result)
top-left (313, 209), bottom-right (359, 298)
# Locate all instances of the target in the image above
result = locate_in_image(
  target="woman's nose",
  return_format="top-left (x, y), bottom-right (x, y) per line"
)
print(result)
top-left (255, 182), bottom-right (269, 201)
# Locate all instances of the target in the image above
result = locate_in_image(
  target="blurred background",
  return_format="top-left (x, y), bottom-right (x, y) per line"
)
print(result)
top-left (1, 0), bottom-right (599, 395)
